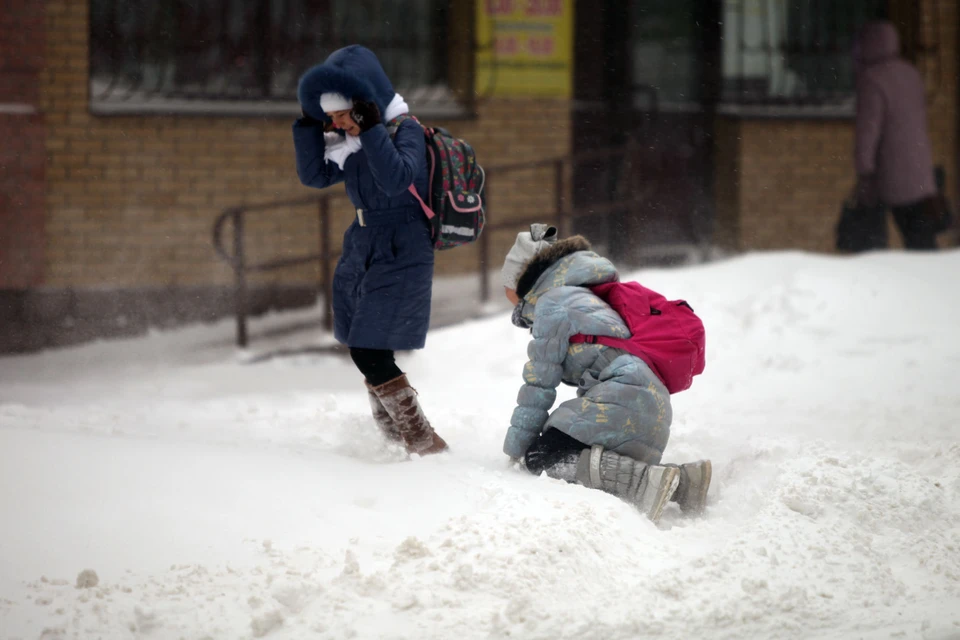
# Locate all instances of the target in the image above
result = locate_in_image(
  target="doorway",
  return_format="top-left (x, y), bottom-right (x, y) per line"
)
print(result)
top-left (573, 0), bottom-right (721, 264)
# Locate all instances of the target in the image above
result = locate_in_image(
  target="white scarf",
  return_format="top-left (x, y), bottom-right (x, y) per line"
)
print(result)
top-left (323, 93), bottom-right (410, 170)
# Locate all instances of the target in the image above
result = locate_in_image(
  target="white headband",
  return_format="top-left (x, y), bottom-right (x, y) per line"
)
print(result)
top-left (319, 92), bottom-right (352, 113)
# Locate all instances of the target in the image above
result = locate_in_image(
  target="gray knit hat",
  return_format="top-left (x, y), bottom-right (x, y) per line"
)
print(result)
top-left (501, 224), bottom-right (558, 289)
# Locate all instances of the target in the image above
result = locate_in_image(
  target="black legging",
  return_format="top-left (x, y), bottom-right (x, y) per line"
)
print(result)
top-left (350, 347), bottom-right (403, 387)
top-left (524, 428), bottom-right (587, 477)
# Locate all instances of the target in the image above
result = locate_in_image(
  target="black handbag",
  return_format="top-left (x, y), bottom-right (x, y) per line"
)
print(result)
top-left (836, 198), bottom-right (888, 253)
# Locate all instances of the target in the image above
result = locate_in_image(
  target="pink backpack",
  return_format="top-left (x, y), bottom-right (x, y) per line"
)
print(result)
top-left (569, 281), bottom-right (705, 394)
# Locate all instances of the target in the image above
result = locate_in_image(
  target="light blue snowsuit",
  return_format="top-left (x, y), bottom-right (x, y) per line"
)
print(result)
top-left (504, 250), bottom-right (672, 465)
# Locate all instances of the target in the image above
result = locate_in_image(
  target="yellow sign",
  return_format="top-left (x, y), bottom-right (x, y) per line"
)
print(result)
top-left (475, 0), bottom-right (574, 98)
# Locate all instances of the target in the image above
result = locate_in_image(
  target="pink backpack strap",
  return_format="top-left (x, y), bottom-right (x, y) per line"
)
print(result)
top-left (392, 114), bottom-right (436, 221)
top-left (408, 185), bottom-right (435, 220)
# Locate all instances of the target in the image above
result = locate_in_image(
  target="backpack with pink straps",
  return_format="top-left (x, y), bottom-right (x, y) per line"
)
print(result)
top-left (387, 114), bottom-right (485, 250)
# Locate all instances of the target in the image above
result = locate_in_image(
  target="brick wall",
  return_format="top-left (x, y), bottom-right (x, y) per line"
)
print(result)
top-left (0, 0), bottom-right (45, 288)
top-left (41, 0), bottom-right (571, 292)
top-left (735, 120), bottom-right (856, 251)
top-left (720, 0), bottom-right (958, 252)
top-left (0, 0), bottom-right (572, 351)
top-left (21, 0), bottom-right (956, 352)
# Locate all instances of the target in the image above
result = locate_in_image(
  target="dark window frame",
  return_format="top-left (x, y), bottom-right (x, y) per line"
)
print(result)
top-left (718, 0), bottom-right (888, 118)
top-left (88, 0), bottom-right (475, 119)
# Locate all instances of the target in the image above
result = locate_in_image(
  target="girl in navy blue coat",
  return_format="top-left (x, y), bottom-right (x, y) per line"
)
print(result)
top-left (294, 45), bottom-right (447, 455)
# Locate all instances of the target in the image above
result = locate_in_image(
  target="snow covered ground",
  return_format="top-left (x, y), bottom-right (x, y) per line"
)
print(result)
top-left (1, 250), bottom-right (959, 640)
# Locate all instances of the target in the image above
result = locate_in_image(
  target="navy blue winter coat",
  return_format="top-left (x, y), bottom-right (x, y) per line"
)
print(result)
top-left (293, 46), bottom-right (433, 351)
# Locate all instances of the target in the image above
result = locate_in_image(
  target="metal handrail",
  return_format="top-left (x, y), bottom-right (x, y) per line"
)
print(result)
top-left (212, 143), bottom-right (650, 347)
top-left (212, 197), bottom-right (337, 347)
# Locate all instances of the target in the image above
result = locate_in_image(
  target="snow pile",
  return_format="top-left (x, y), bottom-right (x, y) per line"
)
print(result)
top-left (1, 250), bottom-right (959, 639)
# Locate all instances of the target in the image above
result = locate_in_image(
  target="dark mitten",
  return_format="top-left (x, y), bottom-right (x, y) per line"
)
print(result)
top-left (299, 108), bottom-right (321, 126)
top-left (350, 100), bottom-right (382, 132)
top-left (298, 109), bottom-right (336, 132)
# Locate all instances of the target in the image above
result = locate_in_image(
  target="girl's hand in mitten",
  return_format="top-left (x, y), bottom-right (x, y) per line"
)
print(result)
top-left (350, 100), bottom-right (382, 132)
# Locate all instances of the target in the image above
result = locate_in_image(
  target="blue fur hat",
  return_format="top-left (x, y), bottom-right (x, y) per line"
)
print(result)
top-left (297, 45), bottom-right (396, 124)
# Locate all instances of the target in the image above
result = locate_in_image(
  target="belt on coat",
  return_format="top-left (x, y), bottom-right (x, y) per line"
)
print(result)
top-left (355, 205), bottom-right (421, 228)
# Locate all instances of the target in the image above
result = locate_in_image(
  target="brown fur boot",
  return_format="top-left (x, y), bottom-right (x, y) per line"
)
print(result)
top-left (365, 381), bottom-right (403, 444)
top-left (371, 374), bottom-right (448, 455)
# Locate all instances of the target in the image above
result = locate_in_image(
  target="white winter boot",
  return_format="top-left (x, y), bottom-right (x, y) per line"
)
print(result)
top-left (575, 445), bottom-right (679, 524)
top-left (670, 460), bottom-right (712, 516)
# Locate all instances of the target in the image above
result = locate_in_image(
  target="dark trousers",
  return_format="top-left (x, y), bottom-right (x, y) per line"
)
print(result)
top-left (891, 201), bottom-right (938, 250)
top-left (350, 348), bottom-right (403, 387)
top-left (524, 428), bottom-right (588, 478)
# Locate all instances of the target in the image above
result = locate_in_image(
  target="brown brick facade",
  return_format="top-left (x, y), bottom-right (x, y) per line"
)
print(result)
top-left (40, 0), bottom-right (570, 292)
top-left (0, 0), bottom-right (572, 351)
top-left (3, 0), bottom-right (958, 352)
top-left (0, 0), bottom-right (46, 289)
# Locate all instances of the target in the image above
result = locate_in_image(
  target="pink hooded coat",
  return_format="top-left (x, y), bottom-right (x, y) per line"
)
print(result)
top-left (854, 21), bottom-right (936, 207)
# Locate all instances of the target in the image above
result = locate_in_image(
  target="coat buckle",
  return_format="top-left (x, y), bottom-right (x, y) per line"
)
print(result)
top-left (357, 209), bottom-right (365, 227)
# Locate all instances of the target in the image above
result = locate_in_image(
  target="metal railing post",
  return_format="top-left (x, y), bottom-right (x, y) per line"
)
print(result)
top-left (555, 159), bottom-right (567, 237)
top-left (479, 184), bottom-right (490, 303)
top-left (212, 143), bottom-right (655, 351)
top-left (233, 210), bottom-right (248, 348)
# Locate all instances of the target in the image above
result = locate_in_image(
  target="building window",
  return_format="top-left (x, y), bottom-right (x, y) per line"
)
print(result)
top-left (721, 0), bottom-right (886, 113)
top-left (629, 0), bottom-right (706, 112)
top-left (89, 0), bottom-right (464, 117)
